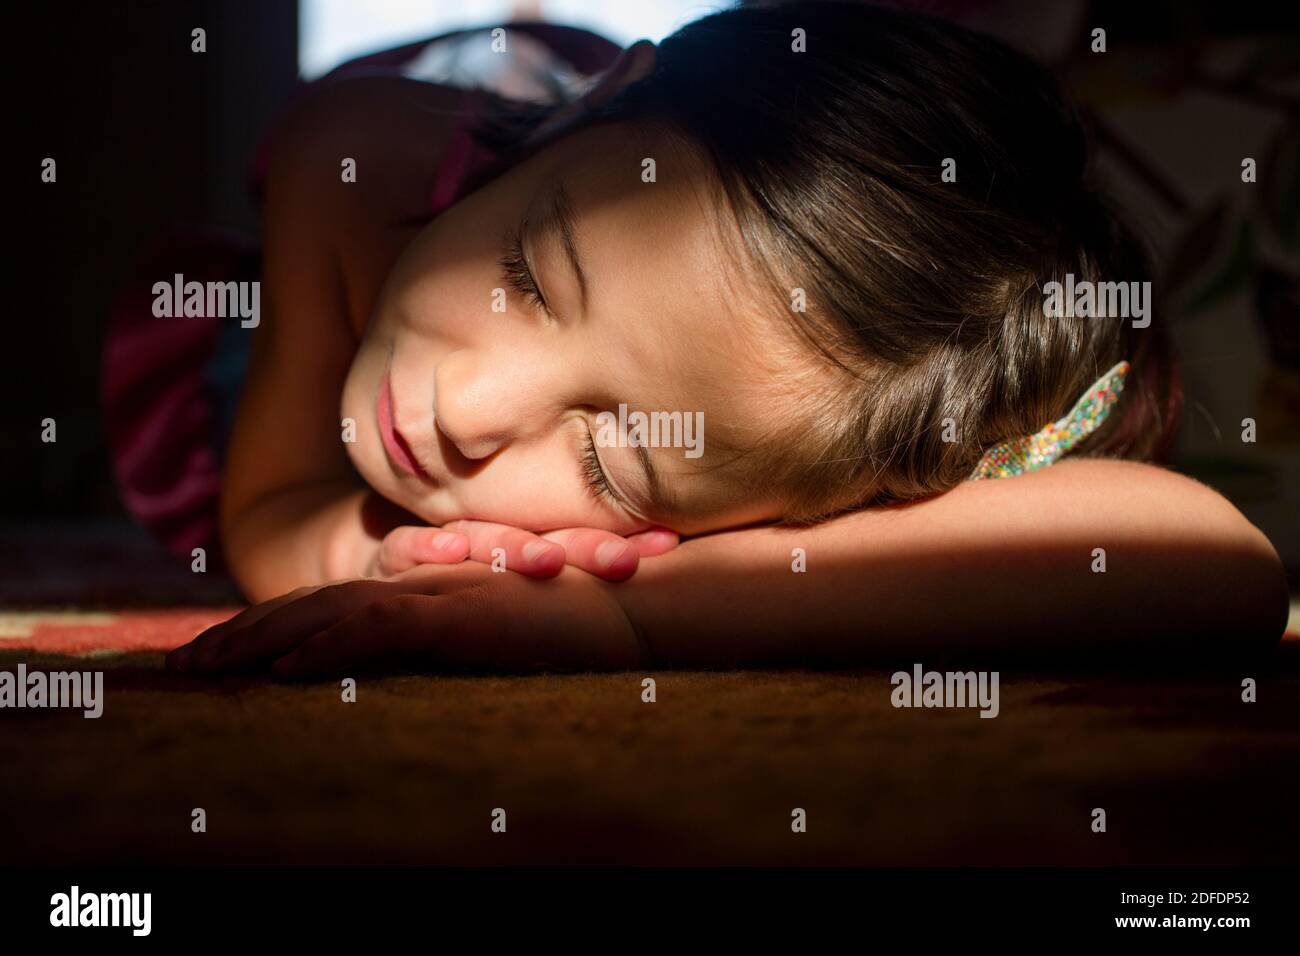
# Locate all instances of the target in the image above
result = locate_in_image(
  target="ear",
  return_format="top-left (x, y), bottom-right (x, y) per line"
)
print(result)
top-left (525, 40), bottom-right (657, 147)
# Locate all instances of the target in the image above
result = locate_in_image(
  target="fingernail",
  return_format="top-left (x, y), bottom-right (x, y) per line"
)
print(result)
top-left (522, 541), bottom-right (553, 565)
top-left (433, 532), bottom-right (459, 550)
top-left (596, 541), bottom-right (626, 569)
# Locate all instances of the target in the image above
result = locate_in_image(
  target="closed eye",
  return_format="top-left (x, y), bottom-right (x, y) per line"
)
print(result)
top-left (499, 223), bottom-right (551, 316)
top-left (580, 426), bottom-right (616, 504)
top-left (578, 422), bottom-right (663, 523)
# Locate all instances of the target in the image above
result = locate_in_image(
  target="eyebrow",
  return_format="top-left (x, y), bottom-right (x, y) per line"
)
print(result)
top-left (539, 179), bottom-right (589, 311)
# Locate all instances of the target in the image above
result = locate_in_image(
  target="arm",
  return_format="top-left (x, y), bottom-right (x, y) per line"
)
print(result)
top-left (221, 77), bottom-right (469, 602)
top-left (618, 459), bottom-right (1289, 664)
top-left (174, 459), bottom-right (1288, 675)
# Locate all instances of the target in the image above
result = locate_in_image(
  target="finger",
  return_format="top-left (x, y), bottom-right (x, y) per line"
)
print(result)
top-left (166, 584), bottom-right (316, 672)
top-left (538, 528), bottom-right (639, 581)
top-left (376, 526), bottom-right (469, 576)
top-left (270, 592), bottom-right (479, 678)
top-left (178, 580), bottom-right (402, 674)
top-left (269, 585), bottom-right (575, 678)
top-left (440, 520), bottom-right (565, 577)
top-left (271, 572), bottom-right (642, 679)
top-left (625, 527), bottom-right (680, 558)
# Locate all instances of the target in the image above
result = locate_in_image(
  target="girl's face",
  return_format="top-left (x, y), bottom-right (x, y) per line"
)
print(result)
top-left (342, 121), bottom-right (805, 535)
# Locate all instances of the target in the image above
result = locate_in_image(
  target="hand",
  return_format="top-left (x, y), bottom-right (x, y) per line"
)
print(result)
top-left (166, 562), bottom-right (646, 678)
top-left (368, 520), bottom-right (678, 582)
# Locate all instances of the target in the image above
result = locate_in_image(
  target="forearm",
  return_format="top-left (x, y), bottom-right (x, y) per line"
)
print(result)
top-left (222, 483), bottom-right (401, 602)
top-left (615, 461), bottom-right (1288, 666)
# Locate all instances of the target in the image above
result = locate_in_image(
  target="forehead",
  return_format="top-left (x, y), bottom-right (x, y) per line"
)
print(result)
top-left (539, 121), bottom-right (805, 454)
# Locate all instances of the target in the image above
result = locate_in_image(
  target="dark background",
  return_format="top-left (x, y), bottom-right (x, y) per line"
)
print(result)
top-left (12, 0), bottom-right (297, 519)
top-left (9, 0), bottom-right (1298, 582)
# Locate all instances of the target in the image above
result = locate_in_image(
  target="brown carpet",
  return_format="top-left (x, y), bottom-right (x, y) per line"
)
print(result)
top-left (5, 654), bottom-right (1300, 865)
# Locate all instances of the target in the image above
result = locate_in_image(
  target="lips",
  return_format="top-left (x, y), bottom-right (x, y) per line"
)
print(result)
top-left (376, 368), bottom-right (432, 481)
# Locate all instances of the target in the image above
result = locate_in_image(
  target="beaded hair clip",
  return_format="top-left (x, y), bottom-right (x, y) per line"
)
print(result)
top-left (968, 360), bottom-right (1130, 481)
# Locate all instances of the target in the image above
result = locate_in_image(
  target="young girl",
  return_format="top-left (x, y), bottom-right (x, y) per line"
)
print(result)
top-left (154, 2), bottom-right (1285, 676)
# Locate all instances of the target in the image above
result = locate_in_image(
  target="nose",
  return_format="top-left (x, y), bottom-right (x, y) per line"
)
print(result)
top-left (432, 348), bottom-right (563, 461)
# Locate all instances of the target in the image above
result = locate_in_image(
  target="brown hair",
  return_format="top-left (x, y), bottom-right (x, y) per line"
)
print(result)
top-left (471, 1), bottom-right (1182, 520)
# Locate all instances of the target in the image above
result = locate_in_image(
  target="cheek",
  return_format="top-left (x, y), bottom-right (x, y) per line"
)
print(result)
top-left (339, 349), bottom-right (372, 442)
top-left (374, 222), bottom-right (492, 340)
top-left (338, 347), bottom-right (393, 487)
top-left (385, 262), bottom-right (505, 356)
top-left (454, 457), bottom-right (632, 534)
top-left (408, 191), bottom-right (519, 313)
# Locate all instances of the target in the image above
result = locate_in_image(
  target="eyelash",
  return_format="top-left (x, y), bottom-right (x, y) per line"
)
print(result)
top-left (501, 226), bottom-right (607, 503)
top-left (580, 428), bottom-right (616, 504)
top-left (499, 225), bottom-right (550, 315)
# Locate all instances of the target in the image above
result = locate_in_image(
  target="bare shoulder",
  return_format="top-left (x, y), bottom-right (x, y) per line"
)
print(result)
top-left (261, 76), bottom-right (469, 335)
top-left (265, 75), bottom-right (468, 224)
